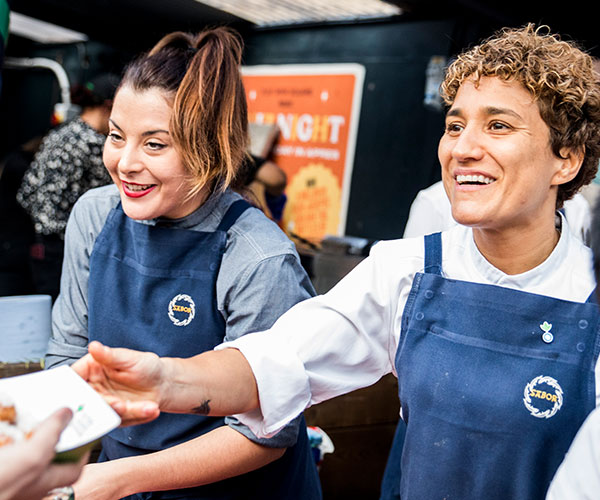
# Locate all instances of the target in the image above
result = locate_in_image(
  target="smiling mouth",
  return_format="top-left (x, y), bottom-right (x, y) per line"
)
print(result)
top-left (122, 181), bottom-right (157, 198)
top-left (456, 174), bottom-right (495, 185)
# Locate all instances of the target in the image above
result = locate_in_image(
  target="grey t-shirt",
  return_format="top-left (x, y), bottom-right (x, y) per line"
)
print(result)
top-left (46, 184), bottom-right (315, 447)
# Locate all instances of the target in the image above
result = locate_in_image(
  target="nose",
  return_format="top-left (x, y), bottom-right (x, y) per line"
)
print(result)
top-left (116, 144), bottom-right (143, 175)
top-left (450, 125), bottom-right (485, 162)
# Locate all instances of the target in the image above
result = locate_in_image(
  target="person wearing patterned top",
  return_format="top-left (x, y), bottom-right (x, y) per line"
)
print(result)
top-left (16, 73), bottom-right (118, 300)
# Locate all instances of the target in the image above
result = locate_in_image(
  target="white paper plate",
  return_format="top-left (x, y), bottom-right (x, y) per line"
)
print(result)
top-left (0, 365), bottom-right (121, 460)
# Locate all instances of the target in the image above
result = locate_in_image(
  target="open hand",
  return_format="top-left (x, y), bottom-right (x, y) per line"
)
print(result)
top-left (72, 342), bottom-right (161, 426)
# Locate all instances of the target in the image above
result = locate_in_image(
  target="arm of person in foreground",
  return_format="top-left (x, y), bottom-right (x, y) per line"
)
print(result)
top-left (545, 405), bottom-right (600, 499)
top-left (72, 424), bottom-right (283, 500)
top-left (72, 244), bottom-right (312, 425)
top-left (0, 408), bottom-right (88, 500)
top-left (74, 238), bottom-right (409, 431)
top-left (71, 240), bottom-right (311, 498)
top-left (72, 341), bottom-right (258, 426)
top-left (72, 346), bottom-right (276, 500)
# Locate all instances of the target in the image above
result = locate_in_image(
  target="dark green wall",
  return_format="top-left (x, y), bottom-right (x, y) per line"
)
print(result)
top-left (0, 37), bottom-right (128, 157)
top-left (243, 19), bottom-right (458, 239)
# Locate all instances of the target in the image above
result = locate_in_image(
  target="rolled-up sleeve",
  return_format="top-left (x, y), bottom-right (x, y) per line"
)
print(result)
top-left (218, 241), bottom-right (408, 438)
top-left (546, 406), bottom-right (600, 498)
top-left (225, 414), bottom-right (302, 448)
top-left (217, 223), bottom-right (317, 445)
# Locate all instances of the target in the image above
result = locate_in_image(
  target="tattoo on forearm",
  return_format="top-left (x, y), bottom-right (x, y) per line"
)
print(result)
top-left (191, 400), bottom-right (211, 415)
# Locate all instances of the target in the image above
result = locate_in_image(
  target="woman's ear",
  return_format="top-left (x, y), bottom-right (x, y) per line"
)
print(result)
top-left (552, 147), bottom-right (585, 186)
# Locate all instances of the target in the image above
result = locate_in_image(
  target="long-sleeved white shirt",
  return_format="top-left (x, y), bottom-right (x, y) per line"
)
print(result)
top-left (546, 404), bottom-right (600, 499)
top-left (219, 220), bottom-right (599, 438)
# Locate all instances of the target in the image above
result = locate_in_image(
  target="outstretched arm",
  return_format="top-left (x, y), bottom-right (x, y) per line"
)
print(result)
top-left (73, 341), bottom-right (259, 426)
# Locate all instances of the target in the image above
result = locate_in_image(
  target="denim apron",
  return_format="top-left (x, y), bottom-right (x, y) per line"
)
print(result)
top-left (386, 231), bottom-right (600, 500)
top-left (88, 200), bottom-right (321, 500)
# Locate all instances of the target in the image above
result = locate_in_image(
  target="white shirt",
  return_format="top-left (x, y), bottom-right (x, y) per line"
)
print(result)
top-left (546, 405), bottom-right (600, 498)
top-left (402, 181), bottom-right (455, 238)
top-left (402, 181), bottom-right (591, 244)
top-left (219, 222), bottom-right (598, 438)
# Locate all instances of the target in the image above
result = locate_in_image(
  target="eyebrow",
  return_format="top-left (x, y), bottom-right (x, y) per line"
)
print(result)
top-left (109, 118), bottom-right (170, 136)
top-left (447, 106), bottom-right (524, 120)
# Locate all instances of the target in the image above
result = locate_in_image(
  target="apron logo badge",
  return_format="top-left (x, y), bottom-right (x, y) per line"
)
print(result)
top-left (523, 375), bottom-right (563, 419)
top-left (540, 321), bottom-right (554, 343)
top-left (168, 294), bottom-right (196, 327)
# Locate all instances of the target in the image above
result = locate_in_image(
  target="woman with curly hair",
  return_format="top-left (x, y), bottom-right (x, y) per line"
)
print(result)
top-left (73, 24), bottom-right (600, 499)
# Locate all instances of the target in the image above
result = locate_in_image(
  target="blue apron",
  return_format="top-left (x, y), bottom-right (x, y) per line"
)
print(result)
top-left (88, 200), bottom-right (321, 500)
top-left (385, 232), bottom-right (600, 500)
top-left (379, 418), bottom-right (405, 500)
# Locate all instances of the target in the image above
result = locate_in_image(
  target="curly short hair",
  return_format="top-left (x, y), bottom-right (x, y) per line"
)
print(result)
top-left (441, 24), bottom-right (600, 207)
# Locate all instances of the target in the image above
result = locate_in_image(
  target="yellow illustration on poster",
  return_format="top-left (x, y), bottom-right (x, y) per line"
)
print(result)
top-left (242, 64), bottom-right (365, 242)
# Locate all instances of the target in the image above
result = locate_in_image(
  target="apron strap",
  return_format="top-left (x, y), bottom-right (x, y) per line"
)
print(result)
top-left (217, 199), bottom-right (251, 232)
top-left (424, 232), bottom-right (443, 275)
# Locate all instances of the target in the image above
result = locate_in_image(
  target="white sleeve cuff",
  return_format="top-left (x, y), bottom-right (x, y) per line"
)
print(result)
top-left (215, 330), bottom-right (311, 438)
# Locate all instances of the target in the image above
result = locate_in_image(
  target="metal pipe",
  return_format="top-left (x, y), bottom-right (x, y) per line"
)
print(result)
top-left (3, 56), bottom-right (71, 104)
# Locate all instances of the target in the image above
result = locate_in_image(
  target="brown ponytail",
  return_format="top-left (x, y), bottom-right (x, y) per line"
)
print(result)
top-left (119, 27), bottom-right (248, 196)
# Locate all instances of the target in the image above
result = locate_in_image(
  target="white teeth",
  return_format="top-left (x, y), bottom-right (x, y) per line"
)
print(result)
top-left (124, 182), bottom-right (153, 191)
top-left (456, 174), bottom-right (494, 185)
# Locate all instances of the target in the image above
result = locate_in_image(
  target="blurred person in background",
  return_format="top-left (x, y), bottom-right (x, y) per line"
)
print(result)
top-left (403, 179), bottom-right (593, 244)
top-left (239, 153), bottom-right (287, 223)
top-left (16, 73), bottom-right (118, 301)
top-left (0, 136), bottom-right (40, 296)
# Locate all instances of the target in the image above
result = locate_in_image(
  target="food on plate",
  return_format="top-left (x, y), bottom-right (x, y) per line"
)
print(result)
top-left (0, 393), bottom-right (16, 424)
top-left (0, 393), bottom-right (34, 447)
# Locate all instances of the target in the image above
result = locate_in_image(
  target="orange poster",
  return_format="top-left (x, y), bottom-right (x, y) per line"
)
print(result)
top-left (242, 64), bottom-right (365, 242)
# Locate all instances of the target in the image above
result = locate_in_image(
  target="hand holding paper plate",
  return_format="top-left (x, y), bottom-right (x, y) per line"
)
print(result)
top-left (0, 365), bottom-right (121, 462)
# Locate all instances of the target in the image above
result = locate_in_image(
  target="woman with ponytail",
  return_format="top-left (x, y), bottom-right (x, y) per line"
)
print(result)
top-left (45, 28), bottom-right (321, 500)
